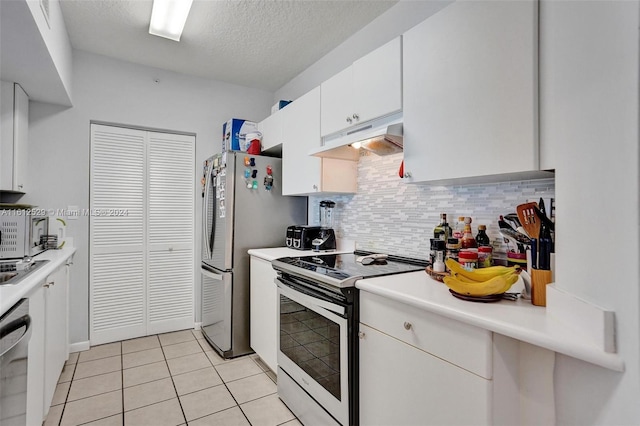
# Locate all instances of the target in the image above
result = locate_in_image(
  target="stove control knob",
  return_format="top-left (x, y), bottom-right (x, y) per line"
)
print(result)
top-left (358, 331), bottom-right (365, 339)
top-left (404, 322), bottom-right (412, 331)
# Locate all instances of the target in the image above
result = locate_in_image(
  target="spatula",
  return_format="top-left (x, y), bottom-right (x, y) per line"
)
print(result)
top-left (517, 202), bottom-right (540, 239)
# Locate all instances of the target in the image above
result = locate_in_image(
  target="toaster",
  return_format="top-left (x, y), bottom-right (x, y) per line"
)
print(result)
top-left (286, 225), bottom-right (323, 250)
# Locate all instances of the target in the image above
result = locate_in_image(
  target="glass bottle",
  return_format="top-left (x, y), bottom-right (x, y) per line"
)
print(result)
top-left (461, 217), bottom-right (477, 249)
top-left (475, 225), bottom-right (491, 247)
top-left (433, 213), bottom-right (450, 241)
top-left (453, 216), bottom-right (465, 240)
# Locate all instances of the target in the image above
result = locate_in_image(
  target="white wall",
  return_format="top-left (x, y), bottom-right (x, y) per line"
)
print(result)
top-left (24, 50), bottom-right (273, 344)
top-left (274, 0), bottom-right (452, 102)
top-left (540, 1), bottom-right (640, 424)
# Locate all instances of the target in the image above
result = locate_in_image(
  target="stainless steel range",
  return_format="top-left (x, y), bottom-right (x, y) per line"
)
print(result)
top-left (272, 251), bottom-right (427, 426)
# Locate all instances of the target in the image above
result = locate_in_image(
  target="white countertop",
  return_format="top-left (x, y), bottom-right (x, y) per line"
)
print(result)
top-left (247, 247), bottom-right (352, 262)
top-left (356, 271), bottom-right (624, 371)
top-left (1, 247), bottom-right (77, 316)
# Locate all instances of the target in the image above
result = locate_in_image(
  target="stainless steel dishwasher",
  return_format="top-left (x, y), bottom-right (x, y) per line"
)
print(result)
top-left (0, 299), bottom-right (31, 426)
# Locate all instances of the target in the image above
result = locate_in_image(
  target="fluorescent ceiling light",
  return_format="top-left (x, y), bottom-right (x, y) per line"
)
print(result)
top-left (149, 0), bottom-right (194, 41)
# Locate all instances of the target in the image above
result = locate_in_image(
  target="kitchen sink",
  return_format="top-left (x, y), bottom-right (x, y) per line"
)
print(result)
top-left (0, 260), bottom-right (50, 286)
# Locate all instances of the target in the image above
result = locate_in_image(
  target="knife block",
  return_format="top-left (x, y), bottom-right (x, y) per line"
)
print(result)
top-left (531, 269), bottom-right (553, 306)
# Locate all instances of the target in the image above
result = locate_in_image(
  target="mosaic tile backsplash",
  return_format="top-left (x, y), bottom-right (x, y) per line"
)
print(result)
top-left (309, 152), bottom-right (555, 261)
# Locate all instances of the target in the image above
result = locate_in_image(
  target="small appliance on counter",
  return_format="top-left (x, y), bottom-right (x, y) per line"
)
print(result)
top-left (286, 225), bottom-right (322, 250)
top-left (312, 200), bottom-right (337, 252)
top-left (0, 211), bottom-right (48, 259)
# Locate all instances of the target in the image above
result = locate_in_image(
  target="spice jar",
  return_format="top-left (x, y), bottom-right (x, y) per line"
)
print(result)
top-left (446, 237), bottom-right (461, 265)
top-left (458, 250), bottom-right (479, 271)
top-left (478, 246), bottom-right (493, 268)
top-left (430, 239), bottom-right (446, 265)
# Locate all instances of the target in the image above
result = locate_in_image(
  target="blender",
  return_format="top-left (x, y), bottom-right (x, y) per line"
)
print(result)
top-left (312, 200), bottom-right (337, 251)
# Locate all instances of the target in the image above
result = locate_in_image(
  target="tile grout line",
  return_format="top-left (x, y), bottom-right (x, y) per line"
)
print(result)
top-left (159, 333), bottom-right (189, 425)
top-left (121, 342), bottom-right (125, 426)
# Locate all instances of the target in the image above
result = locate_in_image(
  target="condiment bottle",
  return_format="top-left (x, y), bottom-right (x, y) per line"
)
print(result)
top-left (446, 237), bottom-right (461, 265)
top-left (458, 250), bottom-right (479, 271)
top-left (453, 216), bottom-right (465, 240)
top-left (461, 217), bottom-right (477, 249)
top-left (433, 213), bottom-right (451, 241)
top-left (475, 225), bottom-right (491, 247)
top-left (478, 246), bottom-right (493, 268)
top-left (433, 251), bottom-right (445, 273)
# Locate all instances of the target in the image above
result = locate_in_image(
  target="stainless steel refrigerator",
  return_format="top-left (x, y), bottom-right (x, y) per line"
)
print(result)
top-left (200, 151), bottom-right (307, 358)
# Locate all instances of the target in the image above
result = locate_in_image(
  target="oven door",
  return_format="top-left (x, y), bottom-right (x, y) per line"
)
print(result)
top-left (277, 279), bottom-right (349, 425)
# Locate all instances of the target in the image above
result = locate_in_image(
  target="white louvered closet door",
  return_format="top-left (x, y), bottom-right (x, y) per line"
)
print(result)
top-left (90, 124), bottom-right (146, 344)
top-left (90, 124), bottom-right (195, 344)
top-left (147, 131), bottom-right (194, 334)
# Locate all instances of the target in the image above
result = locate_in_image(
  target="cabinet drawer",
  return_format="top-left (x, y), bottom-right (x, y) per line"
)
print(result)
top-left (360, 291), bottom-right (492, 378)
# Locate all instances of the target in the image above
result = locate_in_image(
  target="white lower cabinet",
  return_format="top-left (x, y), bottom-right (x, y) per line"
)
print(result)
top-left (359, 291), bottom-right (492, 425)
top-left (249, 256), bottom-right (278, 373)
top-left (359, 324), bottom-right (491, 426)
top-left (27, 262), bottom-right (70, 425)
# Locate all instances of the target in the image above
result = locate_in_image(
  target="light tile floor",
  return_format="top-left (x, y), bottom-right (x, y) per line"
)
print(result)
top-left (44, 329), bottom-right (301, 426)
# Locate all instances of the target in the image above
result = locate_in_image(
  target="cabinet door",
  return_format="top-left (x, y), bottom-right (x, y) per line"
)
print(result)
top-left (359, 324), bottom-right (491, 426)
top-left (403, 1), bottom-right (538, 183)
top-left (26, 286), bottom-right (45, 426)
top-left (320, 67), bottom-right (353, 136)
top-left (0, 82), bottom-right (28, 192)
top-left (13, 83), bottom-right (28, 192)
top-left (352, 37), bottom-right (402, 126)
top-left (44, 266), bottom-right (69, 414)
top-left (249, 256), bottom-right (278, 373)
top-left (258, 110), bottom-right (283, 152)
top-left (282, 87), bottom-right (322, 195)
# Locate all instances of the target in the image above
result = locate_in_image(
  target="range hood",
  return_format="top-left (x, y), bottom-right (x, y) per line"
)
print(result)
top-left (310, 112), bottom-right (403, 161)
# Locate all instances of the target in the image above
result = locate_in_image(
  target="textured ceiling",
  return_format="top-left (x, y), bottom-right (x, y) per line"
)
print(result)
top-left (60, 0), bottom-right (398, 92)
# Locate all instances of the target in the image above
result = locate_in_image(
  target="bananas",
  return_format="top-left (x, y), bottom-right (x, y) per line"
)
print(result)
top-left (443, 259), bottom-right (520, 297)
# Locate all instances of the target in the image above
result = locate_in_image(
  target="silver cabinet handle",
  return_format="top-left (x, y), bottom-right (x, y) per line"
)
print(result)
top-left (312, 184), bottom-right (318, 191)
top-left (404, 322), bottom-right (412, 330)
top-left (352, 113), bottom-right (359, 121)
top-left (358, 331), bottom-right (365, 339)
top-left (403, 172), bottom-right (412, 178)
top-left (44, 281), bottom-right (55, 288)
top-left (346, 117), bottom-right (352, 124)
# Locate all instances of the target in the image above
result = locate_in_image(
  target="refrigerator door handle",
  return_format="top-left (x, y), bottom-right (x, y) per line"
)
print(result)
top-left (203, 163), bottom-right (214, 260)
top-left (201, 267), bottom-right (224, 281)
top-left (208, 172), bottom-right (216, 255)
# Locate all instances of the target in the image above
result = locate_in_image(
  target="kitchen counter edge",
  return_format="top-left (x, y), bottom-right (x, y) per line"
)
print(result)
top-left (356, 271), bottom-right (624, 372)
top-left (1, 247), bottom-right (77, 316)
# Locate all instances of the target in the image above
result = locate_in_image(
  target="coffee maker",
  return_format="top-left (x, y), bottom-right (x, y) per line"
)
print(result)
top-left (312, 200), bottom-right (337, 252)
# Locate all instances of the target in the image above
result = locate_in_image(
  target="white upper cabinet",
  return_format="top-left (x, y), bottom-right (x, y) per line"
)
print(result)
top-left (257, 109), bottom-right (284, 152)
top-left (1, 81), bottom-right (29, 193)
top-left (282, 87), bottom-right (357, 196)
top-left (321, 37), bottom-right (402, 137)
top-left (403, 1), bottom-right (546, 184)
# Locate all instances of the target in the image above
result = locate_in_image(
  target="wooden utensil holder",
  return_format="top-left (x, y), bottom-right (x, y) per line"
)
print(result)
top-left (531, 269), bottom-right (553, 306)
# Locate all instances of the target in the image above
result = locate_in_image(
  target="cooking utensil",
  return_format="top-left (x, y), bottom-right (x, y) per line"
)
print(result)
top-left (503, 213), bottom-right (522, 227)
top-left (529, 238), bottom-right (537, 269)
top-left (498, 226), bottom-right (531, 245)
top-left (517, 202), bottom-right (540, 240)
top-left (533, 206), bottom-right (555, 232)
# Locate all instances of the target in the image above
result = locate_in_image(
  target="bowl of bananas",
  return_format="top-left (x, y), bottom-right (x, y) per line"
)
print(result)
top-left (443, 259), bottom-right (521, 303)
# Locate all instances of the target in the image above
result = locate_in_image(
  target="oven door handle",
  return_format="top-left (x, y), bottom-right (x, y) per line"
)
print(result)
top-left (277, 280), bottom-right (345, 317)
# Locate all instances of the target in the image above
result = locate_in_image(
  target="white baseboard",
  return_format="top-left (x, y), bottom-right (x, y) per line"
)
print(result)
top-left (194, 322), bottom-right (202, 330)
top-left (69, 341), bottom-right (91, 353)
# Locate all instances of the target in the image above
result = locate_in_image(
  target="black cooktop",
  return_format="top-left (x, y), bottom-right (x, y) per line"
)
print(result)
top-left (272, 250), bottom-right (428, 288)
